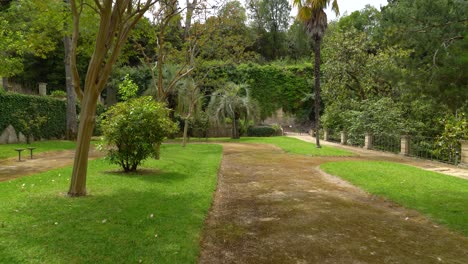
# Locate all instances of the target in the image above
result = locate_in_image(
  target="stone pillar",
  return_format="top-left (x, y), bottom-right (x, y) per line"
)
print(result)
top-left (323, 129), bottom-right (329, 141)
top-left (340, 131), bottom-right (347, 145)
top-left (460, 140), bottom-right (468, 166)
top-left (364, 132), bottom-right (373, 149)
top-left (38, 82), bottom-right (47, 96)
top-left (400, 135), bottom-right (410, 156)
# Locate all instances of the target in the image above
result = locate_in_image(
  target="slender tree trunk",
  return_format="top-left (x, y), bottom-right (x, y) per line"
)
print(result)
top-left (313, 38), bottom-right (321, 148)
top-left (232, 117), bottom-right (237, 139)
top-left (2, 77), bottom-right (8, 90)
top-left (106, 85), bottom-right (118, 105)
top-left (182, 118), bottom-right (189, 147)
top-left (184, 0), bottom-right (197, 39)
top-left (63, 35), bottom-right (78, 140)
top-left (68, 92), bottom-right (99, 196)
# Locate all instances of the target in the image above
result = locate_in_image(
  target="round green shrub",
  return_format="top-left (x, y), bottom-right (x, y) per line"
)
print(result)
top-left (100, 96), bottom-right (178, 172)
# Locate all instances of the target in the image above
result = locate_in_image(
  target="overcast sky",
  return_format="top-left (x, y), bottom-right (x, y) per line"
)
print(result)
top-left (324, 0), bottom-right (389, 20)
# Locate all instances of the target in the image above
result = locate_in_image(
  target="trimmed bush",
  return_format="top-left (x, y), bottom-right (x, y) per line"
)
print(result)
top-left (247, 126), bottom-right (280, 137)
top-left (100, 97), bottom-right (178, 172)
top-left (0, 93), bottom-right (66, 139)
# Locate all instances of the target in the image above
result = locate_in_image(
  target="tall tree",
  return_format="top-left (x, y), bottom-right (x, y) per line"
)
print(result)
top-left (68, 0), bottom-right (157, 197)
top-left (293, 0), bottom-right (339, 148)
top-left (63, 0), bottom-right (78, 140)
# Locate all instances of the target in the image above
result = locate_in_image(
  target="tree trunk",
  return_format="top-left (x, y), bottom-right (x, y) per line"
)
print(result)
top-left (313, 38), bottom-right (322, 148)
top-left (68, 92), bottom-right (98, 196)
top-left (63, 35), bottom-right (78, 140)
top-left (2, 77), bottom-right (8, 90)
top-left (182, 118), bottom-right (189, 147)
top-left (106, 85), bottom-right (118, 105)
top-left (184, 0), bottom-right (197, 39)
top-left (231, 118), bottom-right (237, 139)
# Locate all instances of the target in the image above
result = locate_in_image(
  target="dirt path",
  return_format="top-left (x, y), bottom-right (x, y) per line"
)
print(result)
top-left (199, 143), bottom-right (468, 263)
top-left (0, 149), bottom-right (103, 182)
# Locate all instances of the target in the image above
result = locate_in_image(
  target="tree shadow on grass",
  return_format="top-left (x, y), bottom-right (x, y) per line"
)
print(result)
top-left (0, 188), bottom-right (212, 263)
top-left (101, 168), bottom-right (190, 184)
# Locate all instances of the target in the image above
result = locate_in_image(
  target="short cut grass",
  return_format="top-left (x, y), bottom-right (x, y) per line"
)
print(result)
top-left (0, 144), bottom-right (222, 263)
top-left (321, 161), bottom-right (468, 235)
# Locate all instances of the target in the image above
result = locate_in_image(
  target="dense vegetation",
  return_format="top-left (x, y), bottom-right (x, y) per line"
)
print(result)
top-left (0, 93), bottom-right (66, 140)
top-left (1, 0), bottom-right (466, 143)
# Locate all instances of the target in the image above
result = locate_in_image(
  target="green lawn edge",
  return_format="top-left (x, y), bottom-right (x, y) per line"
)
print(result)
top-left (320, 161), bottom-right (468, 236)
top-left (0, 140), bottom-right (77, 160)
top-left (0, 143), bottom-right (223, 263)
top-left (168, 136), bottom-right (354, 157)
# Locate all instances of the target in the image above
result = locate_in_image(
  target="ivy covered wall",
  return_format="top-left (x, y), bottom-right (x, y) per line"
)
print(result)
top-left (0, 93), bottom-right (66, 139)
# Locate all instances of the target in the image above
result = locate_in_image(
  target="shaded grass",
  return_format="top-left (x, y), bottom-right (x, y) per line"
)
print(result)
top-left (321, 161), bottom-right (468, 235)
top-left (0, 140), bottom-right (77, 160)
top-left (0, 144), bottom-right (222, 263)
top-left (168, 136), bottom-right (354, 157)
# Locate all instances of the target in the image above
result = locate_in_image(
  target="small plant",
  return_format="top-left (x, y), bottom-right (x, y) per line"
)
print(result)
top-left (118, 74), bottom-right (139, 101)
top-left (50, 90), bottom-right (67, 99)
top-left (100, 96), bottom-right (178, 172)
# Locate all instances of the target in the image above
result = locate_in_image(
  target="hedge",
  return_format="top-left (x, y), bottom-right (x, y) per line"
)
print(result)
top-left (0, 93), bottom-right (66, 139)
top-left (194, 62), bottom-right (313, 119)
top-left (247, 126), bottom-right (281, 137)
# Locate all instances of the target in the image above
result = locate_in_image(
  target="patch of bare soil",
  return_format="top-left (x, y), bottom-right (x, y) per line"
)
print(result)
top-left (199, 143), bottom-right (468, 264)
top-left (0, 149), bottom-right (103, 182)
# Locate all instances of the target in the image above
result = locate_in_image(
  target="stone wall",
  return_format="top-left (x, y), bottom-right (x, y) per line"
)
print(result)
top-left (0, 125), bottom-right (30, 144)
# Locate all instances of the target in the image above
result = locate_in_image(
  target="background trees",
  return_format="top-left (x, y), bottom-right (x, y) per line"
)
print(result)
top-left (1, 0), bottom-right (466, 176)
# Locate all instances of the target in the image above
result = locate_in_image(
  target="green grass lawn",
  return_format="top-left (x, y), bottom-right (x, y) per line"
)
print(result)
top-left (321, 161), bottom-right (468, 235)
top-left (0, 144), bottom-right (222, 263)
top-left (170, 136), bottom-right (354, 157)
top-left (0, 140), bottom-right (77, 159)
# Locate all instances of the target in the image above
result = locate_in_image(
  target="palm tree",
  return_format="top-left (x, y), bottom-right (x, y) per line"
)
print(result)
top-left (293, 0), bottom-right (339, 148)
top-left (208, 82), bottom-right (258, 139)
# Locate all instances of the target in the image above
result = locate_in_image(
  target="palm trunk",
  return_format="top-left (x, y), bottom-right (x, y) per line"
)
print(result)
top-left (232, 117), bottom-right (237, 139)
top-left (68, 92), bottom-right (98, 196)
top-left (313, 38), bottom-right (321, 148)
top-left (63, 35), bottom-right (78, 140)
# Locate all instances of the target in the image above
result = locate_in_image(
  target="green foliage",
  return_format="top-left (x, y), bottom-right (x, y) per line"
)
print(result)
top-left (195, 62), bottom-right (313, 119)
top-left (208, 82), bottom-right (259, 139)
top-left (321, 161), bottom-right (468, 235)
top-left (0, 93), bottom-right (66, 139)
top-left (247, 126), bottom-right (280, 137)
top-left (118, 74), bottom-right (139, 101)
top-left (435, 113), bottom-right (468, 159)
top-left (100, 97), bottom-right (178, 172)
top-left (50, 90), bottom-right (67, 99)
top-left (0, 0), bottom-right (67, 77)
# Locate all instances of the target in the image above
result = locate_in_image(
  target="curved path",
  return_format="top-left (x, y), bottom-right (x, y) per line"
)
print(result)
top-left (199, 143), bottom-right (468, 263)
top-left (0, 149), bottom-right (103, 182)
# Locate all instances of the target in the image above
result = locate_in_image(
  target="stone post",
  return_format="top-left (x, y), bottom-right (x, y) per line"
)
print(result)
top-left (38, 82), bottom-right (47, 96)
top-left (460, 140), bottom-right (468, 166)
top-left (340, 131), bottom-right (347, 145)
top-left (400, 135), bottom-right (410, 156)
top-left (364, 132), bottom-right (373, 149)
top-left (323, 129), bottom-right (329, 141)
